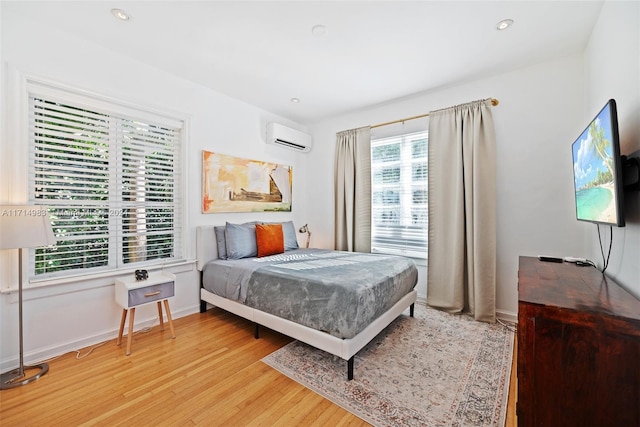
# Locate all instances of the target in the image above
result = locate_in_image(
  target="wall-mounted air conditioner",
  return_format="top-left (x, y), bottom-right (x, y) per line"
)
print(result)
top-left (266, 123), bottom-right (312, 153)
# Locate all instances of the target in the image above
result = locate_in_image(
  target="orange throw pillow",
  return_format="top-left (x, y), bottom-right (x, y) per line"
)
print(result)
top-left (255, 223), bottom-right (285, 257)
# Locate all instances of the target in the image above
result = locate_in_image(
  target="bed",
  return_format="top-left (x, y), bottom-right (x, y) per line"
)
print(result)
top-left (196, 221), bottom-right (418, 380)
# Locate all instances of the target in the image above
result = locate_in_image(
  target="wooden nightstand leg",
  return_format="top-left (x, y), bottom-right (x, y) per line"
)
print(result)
top-left (117, 309), bottom-right (127, 346)
top-left (126, 307), bottom-right (136, 356)
top-left (157, 301), bottom-right (165, 330)
top-left (163, 299), bottom-right (176, 339)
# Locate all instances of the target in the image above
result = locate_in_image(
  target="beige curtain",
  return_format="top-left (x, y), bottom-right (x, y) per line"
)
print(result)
top-left (334, 126), bottom-right (371, 252)
top-left (427, 99), bottom-right (496, 322)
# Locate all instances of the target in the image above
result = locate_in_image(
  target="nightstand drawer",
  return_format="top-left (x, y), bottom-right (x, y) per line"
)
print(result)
top-left (128, 281), bottom-right (174, 307)
top-left (115, 271), bottom-right (176, 309)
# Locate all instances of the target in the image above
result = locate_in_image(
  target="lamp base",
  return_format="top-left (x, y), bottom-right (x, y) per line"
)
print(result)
top-left (0, 363), bottom-right (49, 390)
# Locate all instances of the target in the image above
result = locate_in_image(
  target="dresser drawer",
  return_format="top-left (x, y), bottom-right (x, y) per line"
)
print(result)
top-left (128, 281), bottom-right (174, 307)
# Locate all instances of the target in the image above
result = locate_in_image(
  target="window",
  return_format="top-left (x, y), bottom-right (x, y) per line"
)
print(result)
top-left (371, 130), bottom-right (428, 259)
top-left (27, 82), bottom-right (184, 280)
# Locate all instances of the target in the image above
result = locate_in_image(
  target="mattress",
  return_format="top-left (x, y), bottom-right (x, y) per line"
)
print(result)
top-left (202, 248), bottom-right (418, 338)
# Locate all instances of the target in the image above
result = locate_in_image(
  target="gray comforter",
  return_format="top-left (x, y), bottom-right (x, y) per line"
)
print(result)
top-left (202, 249), bottom-right (417, 339)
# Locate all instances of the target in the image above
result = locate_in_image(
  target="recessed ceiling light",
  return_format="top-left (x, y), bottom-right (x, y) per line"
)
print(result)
top-left (311, 24), bottom-right (328, 38)
top-left (496, 19), bottom-right (513, 31)
top-left (290, 98), bottom-right (300, 104)
top-left (111, 8), bottom-right (130, 21)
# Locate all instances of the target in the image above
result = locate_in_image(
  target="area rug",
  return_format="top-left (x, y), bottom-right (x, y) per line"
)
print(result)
top-left (262, 304), bottom-right (514, 426)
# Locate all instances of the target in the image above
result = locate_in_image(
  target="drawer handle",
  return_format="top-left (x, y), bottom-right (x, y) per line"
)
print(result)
top-left (144, 291), bottom-right (161, 297)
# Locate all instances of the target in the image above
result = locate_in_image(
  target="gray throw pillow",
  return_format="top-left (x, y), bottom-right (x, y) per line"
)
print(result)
top-left (225, 221), bottom-right (258, 259)
top-left (214, 226), bottom-right (227, 259)
top-left (281, 221), bottom-right (299, 251)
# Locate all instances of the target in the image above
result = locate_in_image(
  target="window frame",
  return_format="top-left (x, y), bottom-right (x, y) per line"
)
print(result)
top-left (24, 77), bottom-right (187, 284)
top-left (371, 130), bottom-right (428, 260)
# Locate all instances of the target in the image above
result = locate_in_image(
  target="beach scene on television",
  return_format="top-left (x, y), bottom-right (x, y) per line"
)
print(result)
top-left (572, 104), bottom-right (619, 224)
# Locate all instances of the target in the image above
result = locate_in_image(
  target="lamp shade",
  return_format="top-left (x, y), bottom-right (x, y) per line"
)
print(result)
top-left (0, 205), bottom-right (57, 249)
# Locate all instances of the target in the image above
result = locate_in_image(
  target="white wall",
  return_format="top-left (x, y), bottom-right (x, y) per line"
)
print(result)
top-left (306, 1), bottom-right (640, 315)
top-left (583, 1), bottom-right (640, 298)
top-left (0, 10), bottom-right (311, 369)
top-left (309, 55), bottom-right (588, 318)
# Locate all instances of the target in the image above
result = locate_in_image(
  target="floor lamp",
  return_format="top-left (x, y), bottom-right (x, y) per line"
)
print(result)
top-left (0, 205), bottom-right (57, 390)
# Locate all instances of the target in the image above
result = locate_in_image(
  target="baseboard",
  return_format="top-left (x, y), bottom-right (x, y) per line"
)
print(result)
top-left (0, 304), bottom-right (200, 372)
top-left (496, 309), bottom-right (517, 324)
top-left (418, 296), bottom-right (517, 325)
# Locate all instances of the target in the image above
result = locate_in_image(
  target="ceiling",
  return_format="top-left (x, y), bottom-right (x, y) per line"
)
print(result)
top-left (4, 1), bottom-right (604, 124)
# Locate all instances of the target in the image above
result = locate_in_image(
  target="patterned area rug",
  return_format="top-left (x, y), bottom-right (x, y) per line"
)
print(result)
top-left (262, 304), bottom-right (514, 426)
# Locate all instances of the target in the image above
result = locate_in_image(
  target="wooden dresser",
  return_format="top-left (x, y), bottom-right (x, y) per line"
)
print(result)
top-left (517, 256), bottom-right (640, 426)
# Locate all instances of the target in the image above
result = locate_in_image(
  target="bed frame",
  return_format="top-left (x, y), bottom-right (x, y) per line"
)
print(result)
top-left (196, 225), bottom-right (417, 380)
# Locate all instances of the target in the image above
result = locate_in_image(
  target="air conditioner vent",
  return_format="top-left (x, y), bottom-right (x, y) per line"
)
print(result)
top-left (266, 123), bottom-right (312, 153)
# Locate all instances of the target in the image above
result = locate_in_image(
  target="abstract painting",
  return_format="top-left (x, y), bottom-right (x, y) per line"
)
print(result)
top-left (202, 150), bottom-right (292, 213)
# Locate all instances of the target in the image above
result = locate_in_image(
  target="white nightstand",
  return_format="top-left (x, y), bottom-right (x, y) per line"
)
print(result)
top-left (115, 271), bottom-right (176, 355)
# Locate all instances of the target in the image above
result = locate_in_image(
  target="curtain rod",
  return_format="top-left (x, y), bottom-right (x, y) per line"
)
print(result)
top-left (370, 98), bottom-right (499, 129)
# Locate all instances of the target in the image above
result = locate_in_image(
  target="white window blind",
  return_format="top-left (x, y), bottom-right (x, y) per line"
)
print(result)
top-left (27, 87), bottom-right (183, 280)
top-left (371, 130), bottom-right (428, 259)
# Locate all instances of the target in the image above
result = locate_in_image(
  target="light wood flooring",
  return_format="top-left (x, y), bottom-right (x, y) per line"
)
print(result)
top-left (1, 307), bottom-right (517, 426)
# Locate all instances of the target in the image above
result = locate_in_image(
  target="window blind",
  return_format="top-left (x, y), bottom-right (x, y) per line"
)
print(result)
top-left (371, 130), bottom-right (428, 259)
top-left (28, 88), bottom-right (183, 280)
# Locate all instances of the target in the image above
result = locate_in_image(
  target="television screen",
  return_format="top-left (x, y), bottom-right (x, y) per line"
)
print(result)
top-left (572, 99), bottom-right (625, 227)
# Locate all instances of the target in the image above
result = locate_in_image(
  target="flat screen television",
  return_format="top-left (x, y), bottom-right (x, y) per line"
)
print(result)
top-left (572, 99), bottom-right (625, 227)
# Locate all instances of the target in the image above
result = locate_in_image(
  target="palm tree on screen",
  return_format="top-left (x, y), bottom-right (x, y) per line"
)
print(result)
top-left (588, 121), bottom-right (613, 181)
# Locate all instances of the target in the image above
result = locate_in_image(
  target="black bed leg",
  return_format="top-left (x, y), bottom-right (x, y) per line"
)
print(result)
top-left (347, 356), bottom-right (354, 381)
top-left (199, 271), bottom-right (207, 313)
top-left (254, 323), bottom-right (260, 339)
top-left (410, 303), bottom-right (415, 318)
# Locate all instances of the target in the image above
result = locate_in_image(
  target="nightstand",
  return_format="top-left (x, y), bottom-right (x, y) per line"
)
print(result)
top-left (115, 271), bottom-right (176, 355)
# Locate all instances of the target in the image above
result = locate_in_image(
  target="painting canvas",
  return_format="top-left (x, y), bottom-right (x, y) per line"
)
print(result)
top-left (202, 151), bottom-right (292, 213)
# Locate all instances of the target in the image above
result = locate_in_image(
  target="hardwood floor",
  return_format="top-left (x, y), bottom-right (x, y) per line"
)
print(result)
top-left (0, 307), bottom-right (517, 426)
top-left (507, 333), bottom-right (518, 426)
